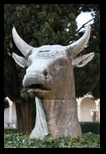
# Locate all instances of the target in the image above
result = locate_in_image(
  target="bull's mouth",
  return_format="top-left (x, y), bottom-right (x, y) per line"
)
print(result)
top-left (28, 84), bottom-right (49, 90)
top-left (27, 84), bottom-right (50, 97)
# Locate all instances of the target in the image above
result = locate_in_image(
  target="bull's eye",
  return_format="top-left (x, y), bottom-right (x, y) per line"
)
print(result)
top-left (59, 59), bottom-right (67, 66)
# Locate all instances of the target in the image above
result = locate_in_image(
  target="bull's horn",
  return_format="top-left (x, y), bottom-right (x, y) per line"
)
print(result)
top-left (67, 24), bottom-right (91, 58)
top-left (12, 27), bottom-right (33, 57)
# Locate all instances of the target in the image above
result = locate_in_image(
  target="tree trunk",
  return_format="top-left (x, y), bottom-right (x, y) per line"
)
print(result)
top-left (15, 99), bottom-right (32, 134)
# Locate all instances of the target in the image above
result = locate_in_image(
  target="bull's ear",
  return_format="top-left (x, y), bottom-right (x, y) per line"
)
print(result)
top-left (12, 52), bottom-right (28, 68)
top-left (72, 52), bottom-right (94, 67)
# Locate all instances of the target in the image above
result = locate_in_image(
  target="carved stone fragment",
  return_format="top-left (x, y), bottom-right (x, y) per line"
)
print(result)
top-left (12, 24), bottom-right (94, 139)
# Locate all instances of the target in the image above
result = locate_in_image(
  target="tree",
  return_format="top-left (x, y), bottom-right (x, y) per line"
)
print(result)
top-left (4, 99), bottom-right (9, 110)
top-left (74, 4), bottom-right (100, 99)
top-left (4, 4), bottom-right (100, 133)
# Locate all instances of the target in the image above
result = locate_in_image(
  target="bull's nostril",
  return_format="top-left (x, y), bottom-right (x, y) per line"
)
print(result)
top-left (43, 70), bottom-right (48, 77)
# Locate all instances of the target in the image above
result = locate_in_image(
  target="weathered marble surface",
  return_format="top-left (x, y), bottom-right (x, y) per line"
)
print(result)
top-left (12, 24), bottom-right (94, 139)
top-left (42, 99), bottom-right (82, 139)
top-left (30, 97), bottom-right (49, 139)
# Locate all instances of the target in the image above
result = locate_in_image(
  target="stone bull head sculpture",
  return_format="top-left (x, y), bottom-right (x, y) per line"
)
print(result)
top-left (12, 24), bottom-right (94, 139)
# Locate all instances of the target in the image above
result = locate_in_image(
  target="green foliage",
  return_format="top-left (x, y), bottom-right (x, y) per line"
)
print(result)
top-left (4, 129), bottom-right (18, 133)
top-left (4, 99), bottom-right (9, 110)
top-left (80, 122), bottom-right (100, 134)
top-left (74, 53), bottom-right (100, 98)
top-left (4, 132), bottom-right (100, 148)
